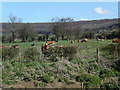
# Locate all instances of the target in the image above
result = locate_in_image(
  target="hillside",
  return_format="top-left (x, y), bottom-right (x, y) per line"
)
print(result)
top-left (1, 18), bottom-right (119, 34)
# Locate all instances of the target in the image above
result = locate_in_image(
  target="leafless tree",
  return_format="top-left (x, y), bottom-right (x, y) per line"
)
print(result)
top-left (19, 23), bottom-right (36, 42)
top-left (51, 17), bottom-right (74, 40)
top-left (8, 13), bottom-right (22, 43)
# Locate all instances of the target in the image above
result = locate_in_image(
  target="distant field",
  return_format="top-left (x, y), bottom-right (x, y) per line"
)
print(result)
top-left (2, 39), bottom-right (112, 49)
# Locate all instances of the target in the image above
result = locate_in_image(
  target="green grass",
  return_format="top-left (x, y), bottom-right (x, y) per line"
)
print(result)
top-left (3, 39), bottom-right (119, 88)
top-left (2, 39), bottom-right (112, 49)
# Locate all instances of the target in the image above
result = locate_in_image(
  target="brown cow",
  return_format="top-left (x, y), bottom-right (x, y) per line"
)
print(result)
top-left (44, 43), bottom-right (49, 50)
top-left (11, 45), bottom-right (19, 48)
top-left (77, 40), bottom-right (80, 43)
top-left (0, 45), bottom-right (9, 48)
top-left (46, 41), bottom-right (55, 45)
top-left (112, 39), bottom-right (120, 43)
top-left (81, 38), bottom-right (88, 42)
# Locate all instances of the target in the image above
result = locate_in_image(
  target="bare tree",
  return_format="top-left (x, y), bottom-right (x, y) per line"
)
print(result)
top-left (19, 23), bottom-right (36, 42)
top-left (8, 13), bottom-right (22, 43)
top-left (51, 17), bottom-right (74, 40)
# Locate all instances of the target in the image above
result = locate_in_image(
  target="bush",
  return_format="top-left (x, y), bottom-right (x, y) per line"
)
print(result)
top-left (58, 76), bottom-right (68, 82)
top-left (41, 75), bottom-right (51, 83)
top-left (100, 43), bottom-right (120, 60)
top-left (76, 74), bottom-right (102, 85)
top-left (2, 48), bottom-right (19, 60)
top-left (24, 47), bottom-right (40, 61)
top-left (99, 69), bottom-right (119, 79)
top-left (113, 60), bottom-right (120, 72)
top-left (34, 81), bottom-right (44, 87)
top-left (45, 46), bottom-right (78, 59)
top-left (101, 83), bottom-right (120, 89)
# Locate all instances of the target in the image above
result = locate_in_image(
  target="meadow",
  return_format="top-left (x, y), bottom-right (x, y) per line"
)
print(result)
top-left (2, 39), bottom-right (112, 48)
top-left (1, 39), bottom-right (120, 88)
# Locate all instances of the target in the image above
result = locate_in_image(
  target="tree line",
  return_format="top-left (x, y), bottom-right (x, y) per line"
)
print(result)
top-left (1, 14), bottom-right (120, 43)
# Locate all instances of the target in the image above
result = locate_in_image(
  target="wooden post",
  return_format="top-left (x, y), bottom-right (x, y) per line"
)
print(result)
top-left (96, 41), bottom-right (99, 61)
top-left (114, 44), bottom-right (116, 61)
top-left (81, 82), bottom-right (84, 88)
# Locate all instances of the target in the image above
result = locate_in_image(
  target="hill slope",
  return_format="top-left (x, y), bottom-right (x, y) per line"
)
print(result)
top-left (1, 18), bottom-right (119, 34)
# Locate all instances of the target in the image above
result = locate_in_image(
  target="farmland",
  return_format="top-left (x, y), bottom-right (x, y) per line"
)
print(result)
top-left (1, 39), bottom-right (120, 88)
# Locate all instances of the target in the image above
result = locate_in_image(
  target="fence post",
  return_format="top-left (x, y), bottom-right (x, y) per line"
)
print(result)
top-left (96, 41), bottom-right (99, 61)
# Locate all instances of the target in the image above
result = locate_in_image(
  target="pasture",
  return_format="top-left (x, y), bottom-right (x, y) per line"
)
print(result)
top-left (2, 39), bottom-right (120, 88)
top-left (2, 39), bottom-right (112, 49)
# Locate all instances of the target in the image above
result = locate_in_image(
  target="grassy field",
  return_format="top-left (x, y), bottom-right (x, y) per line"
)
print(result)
top-left (2, 39), bottom-right (120, 88)
top-left (2, 39), bottom-right (112, 49)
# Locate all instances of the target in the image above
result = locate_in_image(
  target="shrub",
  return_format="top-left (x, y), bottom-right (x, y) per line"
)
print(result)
top-left (2, 48), bottom-right (19, 60)
top-left (100, 43), bottom-right (120, 60)
top-left (101, 83), bottom-right (120, 89)
top-left (76, 74), bottom-right (102, 85)
top-left (113, 60), bottom-right (120, 72)
top-left (34, 81), bottom-right (44, 87)
top-left (41, 75), bottom-right (51, 83)
top-left (99, 69), bottom-right (119, 79)
top-left (24, 47), bottom-right (40, 61)
top-left (90, 64), bottom-right (101, 71)
top-left (58, 76), bottom-right (68, 82)
top-left (45, 46), bottom-right (78, 59)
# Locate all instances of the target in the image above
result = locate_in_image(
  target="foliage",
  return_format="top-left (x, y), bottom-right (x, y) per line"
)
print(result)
top-left (100, 43), bottom-right (120, 60)
top-left (41, 75), bottom-right (51, 83)
top-left (99, 69), bottom-right (119, 79)
top-left (19, 23), bottom-right (36, 42)
top-left (45, 46), bottom-right (78, 59)
top-left (76, 74), bottom-right (102, 85)
top-left (2, 47), bottom-right (19, 60)
top-left (34, 81), bottom-right (45, 87)
top-left (2, 40), bottom-right (120, 88)
top-left (24, 47), bottom-right (41, 61)
top-left (101, 83), bottom-right (120, 89)
top-left (113, 60), bottom-right (120, 72)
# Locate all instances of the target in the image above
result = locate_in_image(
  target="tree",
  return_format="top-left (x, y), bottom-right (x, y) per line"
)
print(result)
top-left (8, 13), bottom-right (22, 43)
top-left (51, 17), bottom-right (74, 40)
top-left (19, 23), bottom-right (36, 42)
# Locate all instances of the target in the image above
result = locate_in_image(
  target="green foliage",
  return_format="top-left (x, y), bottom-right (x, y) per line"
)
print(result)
top-left (24, 47), bottom-right (40, 61)
top-left (34, 81), bottom-right (44, 87)
top-left (90, 64), bottom-right (101, 71)
top-left (113, 60), bottom-right (120, 72)
top-left (41, 75), bottom-right (51, 83)
top-left (101, 83), bottom-right (120, 89)
top-left (99, 69), bottom-right (119, 79)
top-left (76, 74), bottom-right (102, 85)
top-left (58, 76), bottom-right (68, 82)
top-left (4, 80), bottom-right (15, 85)
top-left (46, 46), bottom-right (78, 59)
top-left (100, 43), bottom-right (120, 60)
top-left (2, 40), bottom-right (120, 87)
top-left (2, 48), bottom-right (19, 60)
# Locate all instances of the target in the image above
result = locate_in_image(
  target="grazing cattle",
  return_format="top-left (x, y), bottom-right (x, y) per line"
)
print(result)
top-left (77, 40), bottom-right (80, 43)
top-left (73, 39), bottom-right (75, 42)
top-left (46, 41), bottom-right (55, 45)
top-left (0, 45), bottom-right (8, 48)
top-left (67, 39), bottom-right (69, 42)
top-left (41, 44), bottom-right (45, 52)
top-left (31, 43), bottom-right (35, 46)
top-left (71, 40), bottom-right (74, 43)
top-left (112, 39), bottom-right (120, 43)
top-left (44, 43), bottom-right (49, 50)
top-left (81, 38), bottom-right (88, 42)
top-left (11, 45), bottom-right (19, 48)
top-left (96, 38), bottom-right (104, 41)
top-left (57, 45), bottom-right (63, 47)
